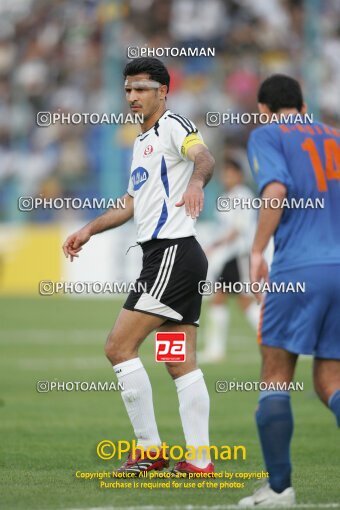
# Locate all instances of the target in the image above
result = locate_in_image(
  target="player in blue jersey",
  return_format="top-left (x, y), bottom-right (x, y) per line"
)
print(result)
top-left (238, 75), bottom-right (340, 507)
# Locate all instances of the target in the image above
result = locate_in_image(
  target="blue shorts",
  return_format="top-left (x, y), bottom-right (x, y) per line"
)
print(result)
top-left (258, 264), bottom-right (340, 359)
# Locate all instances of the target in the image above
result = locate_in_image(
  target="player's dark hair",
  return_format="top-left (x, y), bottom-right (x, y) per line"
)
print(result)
top-left (258, 74), bottom-right (303, 113)
top-left (123, 57), bottom-right (170, 93)
top-left (224, 158), bottom-right (243, 173)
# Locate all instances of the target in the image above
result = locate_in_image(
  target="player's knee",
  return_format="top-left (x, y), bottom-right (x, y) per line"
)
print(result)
top-left (104, 332), bottom-right (134, 365)
top-left (104, 336), bottom-right (119, 364)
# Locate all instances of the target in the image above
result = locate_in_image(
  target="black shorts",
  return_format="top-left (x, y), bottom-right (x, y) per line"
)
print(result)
top-left (123, 236), bottom-right (208, 326)
top-left (219, 255), bottom-right (249, 292)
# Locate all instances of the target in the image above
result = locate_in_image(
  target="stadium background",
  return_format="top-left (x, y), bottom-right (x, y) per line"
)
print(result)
top-left (1, 1), bottom-right (340, 509)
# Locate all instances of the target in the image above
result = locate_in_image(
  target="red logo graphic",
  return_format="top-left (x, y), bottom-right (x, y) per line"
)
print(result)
top-left (143, 145), bottom-right (154, 157)
top-left (155, 332), bottom-right (186, 362)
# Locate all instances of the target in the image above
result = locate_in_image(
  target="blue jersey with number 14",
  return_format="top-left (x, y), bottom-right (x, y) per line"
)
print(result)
top-left (247, 120), bottom-right (340, 276)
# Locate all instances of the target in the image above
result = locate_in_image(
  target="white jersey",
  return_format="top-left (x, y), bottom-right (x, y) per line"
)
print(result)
top-left (127, 109), bottom-right (205, 243)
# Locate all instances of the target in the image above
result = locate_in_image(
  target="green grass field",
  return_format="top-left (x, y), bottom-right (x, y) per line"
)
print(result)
top-left (0, 296), bottom-right (339, 510)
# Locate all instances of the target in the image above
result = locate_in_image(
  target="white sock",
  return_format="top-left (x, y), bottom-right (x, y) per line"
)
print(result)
top-left (206, 304), bottom-right (229, 356)
top-left (113, 357), bottom-right (161, 449)
top-left (175, 369), bottom-right (211, 468)
top-left (245, 302), bottom-right (260, 330)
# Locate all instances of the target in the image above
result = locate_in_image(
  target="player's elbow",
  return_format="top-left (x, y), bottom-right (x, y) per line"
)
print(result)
top-left (262, 181), bottom-right (287, 201)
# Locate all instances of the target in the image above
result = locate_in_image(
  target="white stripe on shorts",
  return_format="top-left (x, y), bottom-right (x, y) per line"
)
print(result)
top-left (149, 244), bottom-right (178, 300)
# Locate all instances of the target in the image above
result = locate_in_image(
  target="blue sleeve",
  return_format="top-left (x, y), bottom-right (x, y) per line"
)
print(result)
top-left (247, 127), bottom-right (292, 194)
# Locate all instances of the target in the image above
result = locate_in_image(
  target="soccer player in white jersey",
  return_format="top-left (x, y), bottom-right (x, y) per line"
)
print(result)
top-left (62, 57), bottom-right (215, 475)
top-left (199, 159), bottom-right (259, 363)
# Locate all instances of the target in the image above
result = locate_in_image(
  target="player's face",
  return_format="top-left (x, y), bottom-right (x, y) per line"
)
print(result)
top-left (125, 73), bottom-right (167, 121)
top-left (221, 167), bottom-right (243, 190)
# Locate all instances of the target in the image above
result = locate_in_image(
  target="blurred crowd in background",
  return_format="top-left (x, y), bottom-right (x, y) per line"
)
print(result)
top-left (1, 0), bottom-right (340, 222)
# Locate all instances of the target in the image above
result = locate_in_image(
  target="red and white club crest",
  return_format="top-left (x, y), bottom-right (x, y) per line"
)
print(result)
top-left (143, 145), bottom-right (154, 157)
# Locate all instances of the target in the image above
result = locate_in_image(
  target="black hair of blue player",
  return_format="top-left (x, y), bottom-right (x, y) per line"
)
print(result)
top-left (123, 57), bottom-right (170, 93)
top-left (258, 74), bottom-right (303, 113)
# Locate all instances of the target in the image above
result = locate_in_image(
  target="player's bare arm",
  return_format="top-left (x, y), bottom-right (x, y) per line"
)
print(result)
top-left (250, 181), bottom-right (286, 302)
top-left (176, 144), bottom-right (215, 219)
top-left (62, 193), bottom-right (134, 261)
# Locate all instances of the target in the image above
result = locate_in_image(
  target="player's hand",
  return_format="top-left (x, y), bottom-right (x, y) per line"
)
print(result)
top-left (250, 250), bottom-right (269, 304)
top-left (62, 228), bottom-right (91, 262)
top-left (175, 182), bottom-right (204, 219)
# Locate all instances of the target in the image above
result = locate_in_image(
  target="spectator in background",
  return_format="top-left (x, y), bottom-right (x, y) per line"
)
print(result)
top-left (1, 0), bottom-right (340, 223)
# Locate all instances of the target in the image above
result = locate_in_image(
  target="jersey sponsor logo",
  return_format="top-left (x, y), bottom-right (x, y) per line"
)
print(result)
top-left (155, 332), bottom-right (186, 362)
top-left (143, 144), bottom-right (154, 157)
top-left (131, 167), bottom-right (149, 190)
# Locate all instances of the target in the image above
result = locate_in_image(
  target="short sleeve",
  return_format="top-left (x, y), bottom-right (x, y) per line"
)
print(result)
top-left (247, 127), bottom-right (292, 194)
top-left (167, 114), bottom-right (205, 160)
